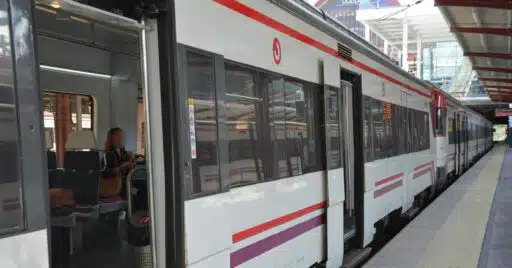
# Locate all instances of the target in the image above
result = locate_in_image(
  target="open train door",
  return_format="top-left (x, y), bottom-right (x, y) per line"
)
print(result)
top-left (321, 61), bottom-right (346, 268)
top-left (456, 113), bottom-right (461, 175)
top-left (453, 114), bottom-right (459, 176)
top-left (0, 0), bottom-right (184, 267)
top-left (0, 0), bottom-right (50, 266)
top-left (464, 115), bottom-right (469, 169)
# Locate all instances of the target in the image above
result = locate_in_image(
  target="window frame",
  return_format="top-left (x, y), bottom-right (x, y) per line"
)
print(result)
top-left (0, 0), bottom-right (47, 236)
top-left (179, 46), bottom-right (327, 199)
top-left (177, 45), bottom-right (228, 199)
top-left (42, 91), bottom-right (96, 153)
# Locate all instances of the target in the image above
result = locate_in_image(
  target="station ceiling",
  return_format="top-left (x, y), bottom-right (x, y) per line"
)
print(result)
top-left (436, 0), bottom-right (512, 104)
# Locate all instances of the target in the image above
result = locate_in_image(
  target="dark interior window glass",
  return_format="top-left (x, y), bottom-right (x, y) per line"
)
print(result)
top-left (225, 63), bottom-right (263, 186)
top-left (382, 101), bottom-right (394, 156)
top-left (266, 75), bottom-right (288, 179)
top-left (187, 52), bottom-right (220, 194)
top-left (284, 80), bottom-right (308, 175)
top-left (0, 86), bottom-right (23, 232)
top-left (363, 96), bottom-right (372, 162)
top-left (372, 98), bottom-right (386, 159)
top-left (326, 88), bottom-right (342, 169)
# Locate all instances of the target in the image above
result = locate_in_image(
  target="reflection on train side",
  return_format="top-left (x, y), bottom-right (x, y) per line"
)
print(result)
top-left (0, 84), bottom-right (23, 233)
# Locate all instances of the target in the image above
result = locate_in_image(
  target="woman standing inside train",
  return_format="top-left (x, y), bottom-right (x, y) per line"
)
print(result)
top-left (101, 127), bottom-right (133, 198)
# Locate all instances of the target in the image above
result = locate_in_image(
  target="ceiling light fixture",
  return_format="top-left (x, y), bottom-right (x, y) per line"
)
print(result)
top-left (50, 1), bottom-right (61, 9)
top-left (40, 65), bottom-right (112, 80)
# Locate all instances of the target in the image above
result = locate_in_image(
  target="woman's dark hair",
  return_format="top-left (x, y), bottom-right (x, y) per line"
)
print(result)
top-left (104, 127), bottom-right (123, 150)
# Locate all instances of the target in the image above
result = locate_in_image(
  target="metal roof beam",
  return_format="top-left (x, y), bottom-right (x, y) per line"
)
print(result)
top-left (483, 85), bottom-right (512, 90)
top-left (471, 9), bottom-right (492, 67)
top-left (474, 67), bottom-right (512, 73)
top-left (480, 77), bottom-right (512, 83)
top-left (464, 52), bottom-right (512, 59)
top-left (435, 0), bottom-right (512, 10)
top-left (451, 27), bottom-right (512, 36)
top-left (390, 37), bottom-right (456, 44)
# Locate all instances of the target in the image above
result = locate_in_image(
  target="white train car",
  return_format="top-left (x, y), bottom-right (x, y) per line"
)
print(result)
top-left (433, 89), bottom-right (492, 184)
top-left (0, 0), bottom-right (494, 267)
top-left (175, 0), bottom-right (438, 267)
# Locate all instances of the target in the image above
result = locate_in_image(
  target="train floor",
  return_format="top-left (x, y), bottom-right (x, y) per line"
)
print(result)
top-left (364, 144), bottom-right (509, 268)
top-left (52, 218), bottom-right (138, 268)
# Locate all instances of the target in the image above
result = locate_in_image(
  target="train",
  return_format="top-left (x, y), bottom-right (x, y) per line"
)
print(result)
top-left (0, 0), bottom-right (493, 267)
top-left (174, 1), bottom-right (493, 267)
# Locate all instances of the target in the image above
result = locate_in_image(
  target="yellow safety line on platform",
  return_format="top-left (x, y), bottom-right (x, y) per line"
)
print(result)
top-left (414, 146), bottom-right (506, 268)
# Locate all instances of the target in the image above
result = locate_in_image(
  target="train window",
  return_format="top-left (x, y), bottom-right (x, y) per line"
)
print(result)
top-left (225, 63), bottom-right (263, 185)
top-left (363, 96), bottom-right (372, 162)
top-left (284, 80), bottom-right (308, 175)
top-left (418, 111), bottom-right (426, 151)
top-left (468, 123), bottom-right (472, 141)
top-left (437, 108), bottom-right (446, 136)
top-left (420, 111), bottom-right (430, 150)
top-left (0, 85), bottom-right (23, 233)
top-left (391, 104), bottom-right (404, 155)
top-left (305, 86), bottom-right (323, 173)
top-left (372, 98), bottom-right (386, 160)
top-left (326, 87), bottom-right (342, 169)
top-left (224, 61), bottom-right (324, 183)
top-left (448, 118), bottom-right (454, 144)
top-left (408, 109), bottom-right (418, 152)
top-left (382, 101), bottom-right (394, 156)
top-left (187, 52), bottom-right (221, 194)
top-left (266, 75), bottom-right (288, 179)
top-left (43, 92), bottom-right (94, 166)
top-left (400, 106), bottom-right (408, 154)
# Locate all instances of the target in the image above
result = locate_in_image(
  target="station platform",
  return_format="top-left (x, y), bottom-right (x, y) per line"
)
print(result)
top-left (363, 144), bottom-right (509, 268)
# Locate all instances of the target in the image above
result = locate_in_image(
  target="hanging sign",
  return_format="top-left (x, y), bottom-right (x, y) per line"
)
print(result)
top-left (383, 103), bottom-right (392, 119)
top-left (188, 98), bottom-right (197, 159)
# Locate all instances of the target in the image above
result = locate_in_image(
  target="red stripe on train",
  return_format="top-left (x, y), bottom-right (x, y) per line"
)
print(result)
top-left (232, 201), bottom-right (326, 243)
top-left (375, 172), bottom-right (403, 186)
top-left (414, 161), bottom-right (434, 171)
top-left (213, 0), bottom-right (430, 99)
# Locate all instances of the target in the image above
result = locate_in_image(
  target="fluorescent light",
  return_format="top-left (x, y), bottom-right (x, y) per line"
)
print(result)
top-left (70, 16), bottom-right (90, 24)
top-left (50, 1), bottom-right (61, 9)
top-left (36, 5), bottom-right (57, 14)
top-left (457, 96), bottom-right (491, 101)
top-left (40, 65), bottom-right (112, 79)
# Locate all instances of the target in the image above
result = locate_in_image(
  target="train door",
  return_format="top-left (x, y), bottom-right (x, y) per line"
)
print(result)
top-left (0, 0), bottom-right (49, 266)
top-left (33, 1), bottom-right (181, 268)
top-left (463, 116), bottom-right (469, 169)
top-left (322, 78), bottom-right (346, 267)
top-left (323, 80), bottom-right (356, 240)
top-left (456, 113), bottom-right (461, 175)
top-left (341, 80), bottom-right (356, 239)
top-left (452, 115), bottom-right (458, 175)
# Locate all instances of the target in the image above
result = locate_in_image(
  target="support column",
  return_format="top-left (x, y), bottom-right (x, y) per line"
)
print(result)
top-left (384, 39), bottom-right (389, 55)
top-left (56, 94), bottom-right (71, 167)
top-left (416, 37), bottom-right (422, 79)
top-left (402, 13), bottom-right (409, 71)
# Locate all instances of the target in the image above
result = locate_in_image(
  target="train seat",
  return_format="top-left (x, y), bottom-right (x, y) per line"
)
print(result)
top-left (63, 130), bottom-right (101, 209)
top-left (46, 130), bottom-right (63, 188)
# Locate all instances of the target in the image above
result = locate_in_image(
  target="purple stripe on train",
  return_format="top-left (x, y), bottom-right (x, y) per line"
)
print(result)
top-left (230, 214), bottom-right (325, 268)
top-left (374, 179), bottom-right (403, 198)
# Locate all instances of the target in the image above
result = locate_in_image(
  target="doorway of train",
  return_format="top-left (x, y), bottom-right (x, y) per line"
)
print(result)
top-left (324, 67), bottom-right (365, 250)
top-left (34, 1), bottom-right (170, 268)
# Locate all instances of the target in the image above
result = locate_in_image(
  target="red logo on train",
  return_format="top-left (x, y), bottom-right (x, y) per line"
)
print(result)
top-left (273, 38), bottom-right (282, 65)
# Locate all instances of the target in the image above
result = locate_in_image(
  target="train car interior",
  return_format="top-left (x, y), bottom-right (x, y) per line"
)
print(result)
top-left (35, 3), bottom-right (152, 268)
